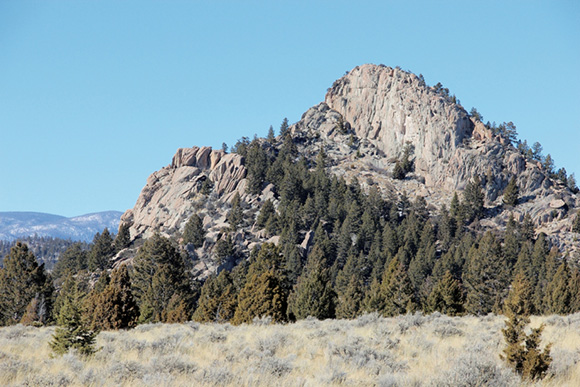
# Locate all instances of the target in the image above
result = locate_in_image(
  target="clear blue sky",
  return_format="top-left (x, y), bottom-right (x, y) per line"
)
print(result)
top-left (1, 1), bottom-right (579, 217)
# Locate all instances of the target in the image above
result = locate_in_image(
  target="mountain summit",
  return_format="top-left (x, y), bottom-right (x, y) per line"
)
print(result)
top-left (119, 64), bottom-right (579, 276)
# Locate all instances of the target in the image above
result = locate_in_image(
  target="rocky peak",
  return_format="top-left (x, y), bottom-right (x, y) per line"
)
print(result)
top-left (121, 146), bottom-right (247, 242)
top-left (118, 64), bottom-right (580, 269)
top-left (324, 64), bottom-right (478, 190)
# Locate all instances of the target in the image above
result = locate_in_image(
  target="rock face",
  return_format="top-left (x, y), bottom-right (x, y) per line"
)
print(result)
top-left (326, 64), bottom-right (474, 190)
top-left (121, 146), bottom-right (247, 241)
top-left (120, 64), bottom-right (579, 270)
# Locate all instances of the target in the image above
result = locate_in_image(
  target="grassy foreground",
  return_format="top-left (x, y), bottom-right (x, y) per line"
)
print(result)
top-left (1, 312), bottom-right (579, 386)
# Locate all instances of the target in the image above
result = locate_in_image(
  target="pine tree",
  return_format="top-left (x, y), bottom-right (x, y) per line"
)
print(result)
top-left (52, 243), bottom-right (88, 280)
top-left (543, 154), bottom-right (554, 175)
top-left (426, 270), bottom-right (464, 316)
top-left (504, 271), bottom-right (535, 317)
top-left (392, 161), bottom-right (405, 180)
top-left (503, 215), bottom-right (520, 271)
top-left (164, 293), bottom-right (190, 323)
top-left (568, 268), bottom-right (580, 313)
top-left (227, 192), bottom-right (244, 231)
top-left (246, 139), bottom-right (269, 194)
top-left (335, 274), bottom-right (364, 319)
top-left (502, 275), bottom-right (552, 382)
top-left (131, 234), bottom-right (192, 323)
top-left (88, 228), bottom-right (115, 272)
top-left (256, 199), bottom-right (276, 229)
top-left (50, 277), bottom-right (97, 356)
top-left (182, 214), bottom-right (206, 248)
top-left (0, 242), bottom-right (53, 325)
top-left (503, 177), bottom-right (519, 206)
top-left (279, 117), bottom-right (289, 137)
top-left (543, 262), bottom-right (573, 315)
top-left (114, 223), bottom-right (131, 251)
top-left (232, 270), bottom-right (288, 324)
top-left (267, 125), bottom-right (275, 142)
top-left (87, 265), bottom-right (139, 330)
top-left (462, 176), bottom-right (485, 222)
top-left (407, 244), bottom-right (437, 302)
top-left (214, 234), bottom-right (235, 263)
top-left (463, 232), bottom-right (510, 315)
top-left (438, 205), bottom-right (457, 250)
top-left (572, 211), bottom-right (580, 233)
top-left (193, 270), bottom-right (238, 323)
top-left (287, 246), bottom-right (335, 320)
top-left (380, 256), bottom-right (417, 316)
top-left (363, 277), bottom-right (385, 313)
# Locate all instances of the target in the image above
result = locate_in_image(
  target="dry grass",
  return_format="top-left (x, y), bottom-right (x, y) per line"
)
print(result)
top-left (1, 312), bottom-right (579, 386)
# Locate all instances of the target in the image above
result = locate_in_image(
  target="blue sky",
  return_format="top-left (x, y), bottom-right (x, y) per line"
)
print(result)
top-left (1, 1), bottom-right (579, 217)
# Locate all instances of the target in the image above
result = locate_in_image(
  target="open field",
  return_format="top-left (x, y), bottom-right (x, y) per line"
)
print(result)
top-left (1, 312), bottom-right (579, 386)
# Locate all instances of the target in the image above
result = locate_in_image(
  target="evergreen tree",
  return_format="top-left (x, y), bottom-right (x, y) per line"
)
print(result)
top-left (50, 277), bottom-right (97, 356)
top-left (503, 177), bottom-right (519, 206)
top-left (267, 125), bottom-right (275, 142)
top-left (227, 192), bottom-right (244, 231)
top-left (567, 173), bottom-right (578, 193)
top-left (392, 161), bottom-right (405, 180)
top-left (363, 277), bottom-right (385, 313)
top-left (427, 270), bottom-right (464, 316)
top-left (572, 211), bottom-right (580, 233)
top-left (87, 265), bottom-right (139, 330)
top-left (531, 142), bottom-right (543, 161)
top-left (462, 176), bottom-right (485, 222)
top-left (246, 140), bottom-right (269, 194)
top-left (287, 246), bottom-right (335, 320)
top-left (449, 192), bottom-right (461, 219)
top-left (531, 237), bottom-right (557, 313)
top-left (503, 271), bottom-right (535, 317)
top-left (193, 270), bottom-right (238, 323)
top-left (182, 214), bottom-right (206, 248)
top-left (214, 234), bottom-right (235, 263)
top-left (438, 205), bottom-right (457, 250)
top-left (279, 117), bottom-right (289, 137)
top-left (543, 154), bottom-right (554, 175)
top-left (282, 243), bottom-right (303, 284)
top-left (114, 223), bottom-right (131, 252)
top-left (543, 262), bottom-right (573, 315)
top-left (568, 268), bottom-right (580, 313)
top-left (463, 232), bottom-right (509, 315)
top-left (520, 214), bottom-right (536, 242)
top-left (163, 293), bottom-right (190, 323)
top-left (52, 272), bottom-right (88, 322)
top-left (502, 280), bottom-right (552, 382)
top-left (513, 242), bottom-right (536, 299)
top-left (232, 270), bottom-right (288, 324)
top-left (380, 256), bottom-right (417, 316)
top-left (131, 234), bottom-right (192, 323)
top-left (88, 228), bottom-right (115, 272)
top-left (0, 242), bottom-right (53, 325)
top-left (256, 199), bottom-right (276, 229)
top-left (407, 244), bottom-right (437, 302)
top-left (335, 274), bottom-right (364, 319)
top-left (502, 215), bottom-right (520, 271)
top-left (400, 143), bottom-right (415, 174)
top-left (52, 243), bottom-right (88, 280)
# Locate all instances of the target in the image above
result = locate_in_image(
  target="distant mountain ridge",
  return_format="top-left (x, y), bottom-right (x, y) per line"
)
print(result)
top-left (0, 211), bottom-right (122, 242)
